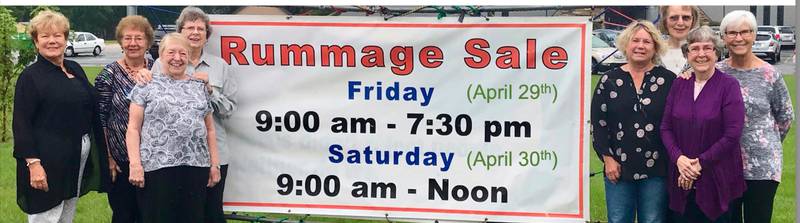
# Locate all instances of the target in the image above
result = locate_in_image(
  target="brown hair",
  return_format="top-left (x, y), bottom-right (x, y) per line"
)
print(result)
top-left (115, 15), bottom-right (155, 47)
top-left (176, 6), bottom-right (212, 39)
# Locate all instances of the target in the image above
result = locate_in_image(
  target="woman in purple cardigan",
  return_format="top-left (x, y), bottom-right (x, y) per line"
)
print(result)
top-left (660, 26), bottom-right (746, 222)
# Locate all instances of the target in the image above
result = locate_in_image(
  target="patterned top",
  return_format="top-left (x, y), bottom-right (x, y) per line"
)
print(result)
top-left (95, 59), bottom-right (154, 163)
top-left (591, 66), bottom-right (676, 181)
top-left (717, 60), bottom-right (794, 182)
top-left (128, 74), bottom-right (213, 172)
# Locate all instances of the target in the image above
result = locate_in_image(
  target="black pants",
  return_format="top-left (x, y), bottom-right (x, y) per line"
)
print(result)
top-left (137, 166), bottom-right (209, 223)
top-left (671, 191), bottom-right (733, 223)
top-left (205, 164), bottom-right (228, 223)
top-left (107, 162), bottom-right (141, 223)
top-left (731, 180), bottom-right (779, 223)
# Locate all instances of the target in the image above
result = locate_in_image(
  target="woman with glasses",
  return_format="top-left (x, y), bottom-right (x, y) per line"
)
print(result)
top-left (717, 11), bottom-right (794, 223)
top-left (591, 20), bottom-right (674, 223)
top-left (660, 26), bottom-right (746, 223)
top-left (658, 5), bottom-right (701, 75)
top-left (150, 7), bottom-right (237, 223)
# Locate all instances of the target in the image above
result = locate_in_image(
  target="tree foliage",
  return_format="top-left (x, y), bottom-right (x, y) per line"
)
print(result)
top-left (0, 6), bottom-right (36, 142)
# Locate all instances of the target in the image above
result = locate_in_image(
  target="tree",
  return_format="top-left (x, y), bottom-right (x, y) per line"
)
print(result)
top-left (0, 7), bottom-right (35, 142)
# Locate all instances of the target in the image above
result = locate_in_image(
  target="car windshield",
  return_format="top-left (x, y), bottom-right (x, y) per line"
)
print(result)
top-left (780, 27), bottom-right (794, 33)
top-left (592, 35), bottom-right (610, 48)
top-left (758, 27), bottom-right (774, 32)
top-left (756, 34), bottom-right (771, 41)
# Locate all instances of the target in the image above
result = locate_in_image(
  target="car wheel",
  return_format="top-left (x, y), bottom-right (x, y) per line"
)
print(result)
top-left (65, 47), bottom-right (74, 57)
top-left (93, 46), bottom-right (101, 56)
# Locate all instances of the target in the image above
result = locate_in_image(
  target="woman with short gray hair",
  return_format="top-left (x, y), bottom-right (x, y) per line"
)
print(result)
top-left (150, 6), bottom-right (237, 223)
top-left (661, 25), bottom-right (746, 222)
top-left (717, 10), bottom-right (793, 223)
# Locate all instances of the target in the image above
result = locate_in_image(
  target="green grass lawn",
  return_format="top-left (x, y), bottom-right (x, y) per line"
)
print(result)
top-left (589, 74), bottom-right (797, 222)
top-left (1, 67), bottom-right (794, 222)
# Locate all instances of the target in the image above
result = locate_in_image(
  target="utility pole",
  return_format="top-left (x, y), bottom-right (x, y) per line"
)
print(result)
top-left (127, 6), bottom-right (137, 16)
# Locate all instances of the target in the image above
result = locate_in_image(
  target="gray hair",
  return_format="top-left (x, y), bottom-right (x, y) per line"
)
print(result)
top-left (176, 6), bottom-right (212, 39)
top-left (681, 26), bottom-right (724, 58)
top-left (719, 10), bottom-right (757, 34)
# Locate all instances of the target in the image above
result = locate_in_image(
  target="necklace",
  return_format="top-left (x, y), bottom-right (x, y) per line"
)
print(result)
top-left (122, 58), bottom-right (147, 76)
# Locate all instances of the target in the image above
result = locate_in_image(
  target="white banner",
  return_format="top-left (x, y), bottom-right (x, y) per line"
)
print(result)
top-left (206, 15), bottom-right (591, 223)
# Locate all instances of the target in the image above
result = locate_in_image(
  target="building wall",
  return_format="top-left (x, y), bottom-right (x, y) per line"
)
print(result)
top-left (701, 6), bottom-right (796, 27)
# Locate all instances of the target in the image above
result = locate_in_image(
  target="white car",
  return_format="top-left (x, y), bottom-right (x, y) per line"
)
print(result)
top-left (65, 31), bottom-right (104, 57)
top-left (591, 34), bottom-right (626, 74)
top-left (778, 26), bottom-right (795, 46)
top-left (752, 31), bottom-right (781, 64)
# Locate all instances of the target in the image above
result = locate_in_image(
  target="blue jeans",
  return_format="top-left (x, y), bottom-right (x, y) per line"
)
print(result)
top-left (605, 176), bottom-right (667, 223)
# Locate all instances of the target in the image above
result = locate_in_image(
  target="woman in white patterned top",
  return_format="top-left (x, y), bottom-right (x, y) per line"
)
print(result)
top-left (126, 33), bottom-right (221, 223)
top-left (716, 10), bottom-right (794, 223)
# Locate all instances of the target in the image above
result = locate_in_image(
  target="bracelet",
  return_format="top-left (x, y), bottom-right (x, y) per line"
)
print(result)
top-left (26, 159), bottom-right (41, 167)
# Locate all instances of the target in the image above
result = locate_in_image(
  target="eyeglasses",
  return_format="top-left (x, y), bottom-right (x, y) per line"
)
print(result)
top-left (725, 29), bottom-right (753, 38)
top-left (668, 15), bottom-right (693, 22)
top-left (182, 26), bottom-right (206, 33)
top-left (688, 44), bottom-right (716, 55)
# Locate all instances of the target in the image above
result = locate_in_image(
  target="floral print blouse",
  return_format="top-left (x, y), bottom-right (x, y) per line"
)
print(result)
top-left (717, 60), bottom-right (794, 182)
top-left (591, 66), bottom-right (676, 181)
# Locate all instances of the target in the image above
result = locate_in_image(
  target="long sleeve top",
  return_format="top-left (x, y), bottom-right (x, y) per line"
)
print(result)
top-left (716, 60), bottom-right (794, 182)
top-left (94, 59), bottom-right (154, 164)
top-left (660, 69), bottom-right (746, 220)
top-left (591, 66), bottom-right (675, 181)
top-left (12, 54), bottom-right (99, 214)
top-left (152, 52), bottom-right (237, 165)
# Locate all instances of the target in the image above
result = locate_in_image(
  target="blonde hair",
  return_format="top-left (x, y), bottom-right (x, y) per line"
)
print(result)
top-left (657, 6), bottom-right (701, 36)
top-left (115, 15), bottom-right (155, 47)
top-left (616, 20), bottom-right (667, 65)
top-left (158, 33), bottom-right (192, 57)
top-left (28, 10), bottom-right (70, 41)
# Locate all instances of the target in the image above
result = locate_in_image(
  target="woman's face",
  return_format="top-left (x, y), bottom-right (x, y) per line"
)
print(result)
top-left (625, 28), bottom-right (656, 64)
top-left (686, 41), bottom-right (718, 74)
top-left (665, 6), bottom-right (694, 41)
top-left (34, 27), bottom-right (66, 62)
top-left (724, 22), bottom-right (755, 57)
top-left (159, 42), bottom-right (188, 76)
top-left (121, 28), bottom-right (148, 59)
top-left (180, 19), bottom-right (207, 50)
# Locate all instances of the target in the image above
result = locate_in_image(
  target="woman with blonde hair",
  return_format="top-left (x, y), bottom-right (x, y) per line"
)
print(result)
top-left (591, 20), bottom-right (674, 223)
top-left (13, 10), bottom-right (105, 222)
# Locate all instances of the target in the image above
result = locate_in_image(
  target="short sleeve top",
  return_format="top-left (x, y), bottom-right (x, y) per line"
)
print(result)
top-left (127, 74), bottom-right (213, 172)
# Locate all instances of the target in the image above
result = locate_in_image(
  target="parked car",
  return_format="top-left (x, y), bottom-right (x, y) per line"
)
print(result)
top-left (591, 34), bottom-right (626, 74)
top-left (752, 31), bottom-right (782, 64)
top-left (778, 26), bottom-right (795, 47)
top-left (757, 26), bottom-right (782, 44)
top-left (592, 29), bottom-right (621, 47)
top-left (65, 31), bottom-right (105, 57)
top-left (148, 24), bottom-right (177, 60)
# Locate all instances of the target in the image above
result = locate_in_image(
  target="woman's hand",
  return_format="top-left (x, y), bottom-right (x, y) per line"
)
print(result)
top-left (603, 155), bottom-right (622, 184)
top-left (108, 156), bottom-right (121, 182)
top-left (676, 155), bottom-right (701, 180)
top-left (678, 174), bottom-right (694, 190)
top-left (129, 163), bottom-right (145, 188)
top-left (27, 160), bottom-right (48, 192)
top-left (132, 68), bottom-right (153, 85)
top-left (207, 166), bottom-right (221, 187)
